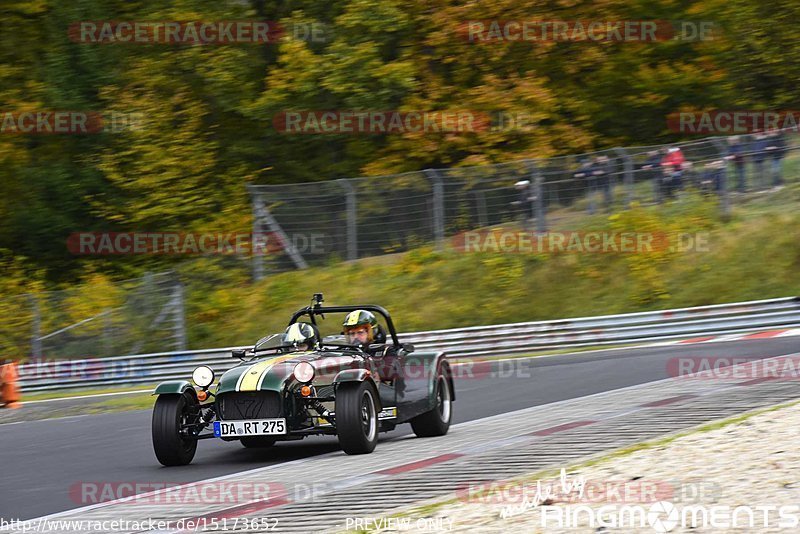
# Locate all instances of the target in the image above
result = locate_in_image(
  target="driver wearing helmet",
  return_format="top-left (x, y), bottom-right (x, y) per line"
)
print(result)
top-left (342, 309), bottom-right (379, 349)
top-left (343, 310), bottom-right (398, 383)
top-left (282, 322), bottom-right (319, 352)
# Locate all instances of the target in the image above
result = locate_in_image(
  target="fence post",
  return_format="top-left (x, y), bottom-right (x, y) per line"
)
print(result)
top-left (535, 173), bottom-right (546, 232)
top-left (102, 308), bottom-right (112, 357)
top-left (143, 271), bottom-right (154, 317)
top-left (524, 161), bottom-right (547, 232)
top-left (424, 169), bottom-right (445, 250)
top-left (474, 190), bottom-right (488, 228)
top-left (711, 137), bottom-right (731, 219)
top-left (172, 281), bottom-right (187, 352)
top-left (613, 147), bottom-right (634, 209)
top-left (337, 179), bottom-right (358, 261)
top-left (29, 294), bottom-right (42, 359)
top-left (250, 190), bottom-right (266, 281)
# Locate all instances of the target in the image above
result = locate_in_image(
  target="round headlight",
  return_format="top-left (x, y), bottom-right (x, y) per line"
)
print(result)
top-left (192, 365), bottom-right (215, 388)
top-left (293, 362), bottom-right (315, 383)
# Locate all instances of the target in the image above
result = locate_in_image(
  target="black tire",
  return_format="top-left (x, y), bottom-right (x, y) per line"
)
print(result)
top-left (336, 381), bottom-right (379, 454)
top-left (152, 393), bottom-right (198, 466)
top-left (241, 437), bottom-right (277, 448)
top-left (410, 373), bottom-right (452, 438)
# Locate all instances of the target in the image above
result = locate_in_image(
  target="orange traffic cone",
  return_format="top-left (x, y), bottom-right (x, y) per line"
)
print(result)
top-left (0, 361), bottom-right (21, 409)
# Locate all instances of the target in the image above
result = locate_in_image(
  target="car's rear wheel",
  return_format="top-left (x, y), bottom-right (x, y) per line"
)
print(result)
top-left (152, 393), bottom-right (198, 466)
top-left (336, 381), bottom-right (379, 454)
top-left (241, 437), bottom-right (277, 448)
top-left (410, 373), bottom-right (452, 437)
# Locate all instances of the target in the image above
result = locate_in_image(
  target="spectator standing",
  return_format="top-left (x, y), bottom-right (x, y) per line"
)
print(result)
top-left (700, 160), bottom-right (724, 194)
top-left (725, 136), bottom-right (747, 192)
top-left (750, 132), bottom-right (768, 189)
top-left (660, 147), bottom-right (685, 199)
top-left (765, 129), bottom-right (786, 187)
top-left (639, 150), bottom-right (663, 202)
top-left (573, 156), bottom-right (594, 213)
top-left (590, 155), bottom-right (613, 212)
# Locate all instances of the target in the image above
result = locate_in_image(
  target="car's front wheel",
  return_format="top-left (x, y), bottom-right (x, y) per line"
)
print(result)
top-left (152, 393), bottom-right (199, 466)
top-left (336, 381), bottom-right (379, 454)
top-left (410, 373), bottom-right (452, 437)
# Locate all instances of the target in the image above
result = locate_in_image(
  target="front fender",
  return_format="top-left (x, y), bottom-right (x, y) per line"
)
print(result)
top-left (333, 369), bottom-right (381, 410)
top-left (153, 380), bottom-right (197, 401)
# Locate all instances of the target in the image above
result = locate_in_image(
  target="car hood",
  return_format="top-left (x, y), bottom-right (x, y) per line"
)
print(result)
top-left (216, 350), bottom-right (360, 394)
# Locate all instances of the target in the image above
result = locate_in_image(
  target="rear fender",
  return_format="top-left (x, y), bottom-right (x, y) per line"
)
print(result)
top-left (399, 351), bottom-right (452, 418)
top-left (425, 355), bottom-right (454, 411)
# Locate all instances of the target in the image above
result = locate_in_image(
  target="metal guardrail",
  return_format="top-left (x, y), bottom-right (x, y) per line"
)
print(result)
top-left (16, 297), bottom-right (800, 392)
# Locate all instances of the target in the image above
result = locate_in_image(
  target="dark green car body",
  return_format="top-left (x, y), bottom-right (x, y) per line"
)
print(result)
top-left (152, 299), bottom-right (454, 461)
top-left (156, 346), bottom-right (452, 436)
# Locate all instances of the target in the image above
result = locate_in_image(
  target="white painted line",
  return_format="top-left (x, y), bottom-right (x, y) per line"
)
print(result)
top-left (22, 389), bottom-right (152, 405)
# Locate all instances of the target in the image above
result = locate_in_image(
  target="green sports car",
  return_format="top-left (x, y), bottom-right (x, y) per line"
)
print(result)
top-left (151, 294), bottom-right (455, 465)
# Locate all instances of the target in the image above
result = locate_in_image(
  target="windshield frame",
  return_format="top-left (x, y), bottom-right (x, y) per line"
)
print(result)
top-left (288, 304), bottom-right (400, 346)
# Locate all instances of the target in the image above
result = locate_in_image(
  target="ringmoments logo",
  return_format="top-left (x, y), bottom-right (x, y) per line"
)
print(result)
top-left (539, 502), bottom-right (800, 531)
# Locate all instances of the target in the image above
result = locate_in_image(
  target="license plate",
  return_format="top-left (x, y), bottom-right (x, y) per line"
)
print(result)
top-left (213, 419), bottom-right (287, 438)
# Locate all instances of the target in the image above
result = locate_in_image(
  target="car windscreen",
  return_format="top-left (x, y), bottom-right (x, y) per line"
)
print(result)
top-left (254, 333), bottom-right (289, 351)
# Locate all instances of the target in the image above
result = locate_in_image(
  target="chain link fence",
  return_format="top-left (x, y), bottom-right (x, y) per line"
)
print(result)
top-left (249, 131), bottom-right (800, 276)
top-left (3, 133), bottom-right (797, 360)
top-left (0, 272), bottom-right (186, 360)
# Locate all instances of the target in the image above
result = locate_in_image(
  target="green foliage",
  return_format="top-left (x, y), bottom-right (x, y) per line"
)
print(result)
top-left (0, 0), bottom-right (794, 295)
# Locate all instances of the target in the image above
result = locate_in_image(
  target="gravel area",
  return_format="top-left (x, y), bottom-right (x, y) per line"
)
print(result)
top-left (378, 400), bottom-right (800, 533)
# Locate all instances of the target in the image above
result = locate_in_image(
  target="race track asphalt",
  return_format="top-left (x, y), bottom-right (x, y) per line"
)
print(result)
top-left (1, 336), bottom-right (798, 521)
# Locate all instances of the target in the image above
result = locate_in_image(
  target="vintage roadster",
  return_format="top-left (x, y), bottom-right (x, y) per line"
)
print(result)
top-left (151, 295), bottom-right (454, 465)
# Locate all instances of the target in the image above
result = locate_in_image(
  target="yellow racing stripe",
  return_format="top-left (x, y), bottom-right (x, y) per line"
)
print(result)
top-left (237, 353), bottom-right (303, 392)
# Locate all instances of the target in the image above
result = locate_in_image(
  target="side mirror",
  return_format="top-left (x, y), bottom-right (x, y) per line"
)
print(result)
top-left (402, 343), bottom-right (415, 353)
top-left (232, 349), bottom-right (247, 359)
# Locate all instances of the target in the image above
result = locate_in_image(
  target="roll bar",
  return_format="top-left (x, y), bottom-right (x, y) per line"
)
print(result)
top-left (288, 295), bottom-right (400, 347)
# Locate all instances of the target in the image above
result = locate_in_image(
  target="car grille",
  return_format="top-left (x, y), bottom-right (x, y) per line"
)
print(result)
top-left (217, 391), bottom-right (282, 420)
